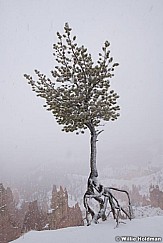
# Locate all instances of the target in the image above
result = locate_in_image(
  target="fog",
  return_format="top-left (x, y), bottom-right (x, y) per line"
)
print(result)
top-left (0, 0), bottom-right (162, 181)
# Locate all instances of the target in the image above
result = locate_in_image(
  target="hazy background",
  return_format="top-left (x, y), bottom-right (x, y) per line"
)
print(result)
top-left (0, 0), bottom-right (162, 180)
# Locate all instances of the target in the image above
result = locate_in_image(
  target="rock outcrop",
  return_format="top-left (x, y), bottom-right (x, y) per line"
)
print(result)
top-left (48, 185), bottom-right (83, 229)
top-left (0, 183), bottom-right (83, 242)
top-left (22, 200), bottom-right (47, 232)
top-left (0, 183), bottom-right (21, 243)
top-left (150, 185), bottom-right (163, 209)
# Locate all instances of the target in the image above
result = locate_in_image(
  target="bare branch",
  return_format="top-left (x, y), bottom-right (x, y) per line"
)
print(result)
top-left (96, 129), bottom-right (104, 137)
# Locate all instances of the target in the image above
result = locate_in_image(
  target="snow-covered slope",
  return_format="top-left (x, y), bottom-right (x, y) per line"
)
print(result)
top-left (12, 216), bottom-right (163, 243)
top-left (133, 206), bottom-right (163, 218)
top-left (100, 165), bottom-right (162, 193)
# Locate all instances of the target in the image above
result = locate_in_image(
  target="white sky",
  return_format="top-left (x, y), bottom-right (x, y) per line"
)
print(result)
top-left (0, 0), bottom-right (163, 179)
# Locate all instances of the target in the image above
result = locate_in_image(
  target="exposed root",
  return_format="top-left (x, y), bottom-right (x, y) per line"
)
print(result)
top-left (83, 183), bottom-right (133, 227)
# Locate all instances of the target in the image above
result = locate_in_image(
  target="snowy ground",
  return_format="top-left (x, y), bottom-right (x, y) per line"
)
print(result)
top-left (12, 216), bottom-right (163, 243)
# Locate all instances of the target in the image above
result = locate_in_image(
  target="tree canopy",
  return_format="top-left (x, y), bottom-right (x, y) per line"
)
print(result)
top-left (24, 23), bottom-right (120, 134)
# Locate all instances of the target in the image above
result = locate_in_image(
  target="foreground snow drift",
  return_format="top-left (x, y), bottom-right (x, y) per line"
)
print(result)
top-left (13, 216), bottom-right (163, 243)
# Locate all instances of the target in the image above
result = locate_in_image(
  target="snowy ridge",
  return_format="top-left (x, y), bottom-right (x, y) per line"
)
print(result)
top-left (101, 167), bottom-right (163, 196)
top-left (12, 216), bottom-right (163, 243)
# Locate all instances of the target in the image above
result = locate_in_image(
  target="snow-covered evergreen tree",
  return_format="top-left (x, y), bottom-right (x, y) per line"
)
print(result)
top-left (24, 23), bottom-right (124, 224)
top-left (24, 23), bottom-right (120, 181)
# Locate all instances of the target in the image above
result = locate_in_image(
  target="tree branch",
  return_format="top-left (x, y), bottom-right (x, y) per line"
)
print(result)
top-left (96, 129), bottom-right (104, 137)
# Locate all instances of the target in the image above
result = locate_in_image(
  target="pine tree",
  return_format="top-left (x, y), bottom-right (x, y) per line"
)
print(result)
top-left (24, 23), bottom-right (121, 222)
top-left (24, 23), bottom-right (120, 178)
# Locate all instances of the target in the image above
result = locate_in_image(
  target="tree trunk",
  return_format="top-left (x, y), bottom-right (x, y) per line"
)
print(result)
top-left (87, 123), bottom-right (98, 178)
top-left (90, 127), bottom-right (98, 177)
